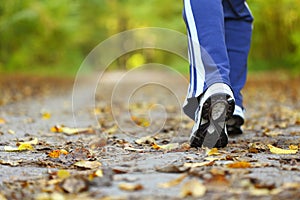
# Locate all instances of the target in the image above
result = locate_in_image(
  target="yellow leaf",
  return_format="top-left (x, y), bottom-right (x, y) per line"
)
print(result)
top-left (180, 179), bottom-right (206, 198)
top-left (50, 125), bottom-right (63, 133)
top-left (119, 183), bottom-right (143, 191)
top-left (207, 148), bottom-right (220, 156)
top-left (103, 125), bottom-right (118, 134)
top-left (0, 118), bottom-right (6, 124)
top-left (41, 112), bottom-right (51, 120)
top-left (268, 144), bottom-right (298, 154)
top-left (152, 143), bottom-right (179, 151)
top-left (74, 160), bottom-right (102, 169)
top-left (158, 173), bottom-right (188, 188)
top-left (95, 169), bottom-right (103, 177)
top-left (227, 161), bottom-right (251, 168)
top-left (60, 149), bottom-right (68, 155)
top-left (289, 144), bottom-right (298, 151)
top-left (57, 169), bottom-right (70, 179)
top-left (131, 116), bottom-right (150, 127)
top-left (8, 129), bottom-right (15, 134)
top-left (18, 143), bottom-right (34, 151)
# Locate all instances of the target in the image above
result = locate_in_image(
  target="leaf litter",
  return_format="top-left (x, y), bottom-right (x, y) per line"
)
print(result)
top-left (1, 73), bottom-right (300, 199)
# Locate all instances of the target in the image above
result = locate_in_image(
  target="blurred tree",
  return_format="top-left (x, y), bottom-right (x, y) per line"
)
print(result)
top-left (0, 0), bottom-right (299, 75)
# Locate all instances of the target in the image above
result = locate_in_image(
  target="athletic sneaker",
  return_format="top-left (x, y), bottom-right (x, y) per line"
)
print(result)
top-left (227, 105), bottom-right (245, 135)
top-left (190, 83), bottom-right (235, 148)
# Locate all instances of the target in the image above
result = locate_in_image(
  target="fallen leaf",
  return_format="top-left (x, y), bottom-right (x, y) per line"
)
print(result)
top-left (41, 112), bottom-right (51, 120)
top-left (0, 193), bottom-right (7, 200)
top-left (0, 118), bottom-right (6, 124)
top-left (135, 136), bottom-right (155, 145)
top-left (103, 125), bottom-right (118, 134)
top-left (51, 125), bottom-right (93, 135)
top-left (226, 161), bottom-right (251, 168)
top-left (131, 116), bottom-right (150, 127)
top-left (152, 143), bottom-right (179, 151)
top-left (17, 138), bottom-right (38, 146)
top-left (4, 146), bottom-right (19, 152)
top-left (118, 183), bottom-right (143, 191)
top-left (48, 149), bottom-right (68, 158)
top-left (57, 169), bottom-right (71, 179)
top-left (183, 161), bottom-right (214, 168)
top-left (61, 127), bottom-right (93, 135)
top-left (158, 173), bottom-right (188, 188)
top-left (74, 160), bottom-right (102, 169)
top-left (155, 164), bottom-right (188, 173)
top-left (7, 129), bottom-right (15, 134)
top-left (124, 146), bottom-right (146, 152)
top-left (0, 159), bottom-right (22, 166)
top-left (207, 148), bottom-right (221, 156)
top-left (50, 125), bottom-right (63, 133)
top-left (180, 179), bottom-right (206, 198)
top-left (18, 143), bottom-right (34, 151)
top-left (268, 144), bottom-right (298, 154)
top-left (289, 144), bottom-right (298, 151)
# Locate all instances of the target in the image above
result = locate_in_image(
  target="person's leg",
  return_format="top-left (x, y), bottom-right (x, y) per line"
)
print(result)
top-left (182, 0), bottom-right (235, 148)
top-left (223, 0), bottom-right (253, 134)
top-left (182, 0), bottom-right (231, 100)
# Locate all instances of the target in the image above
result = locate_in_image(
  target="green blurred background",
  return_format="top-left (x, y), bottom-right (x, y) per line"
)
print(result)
top-left (1, 0), bottom-right (300, 77)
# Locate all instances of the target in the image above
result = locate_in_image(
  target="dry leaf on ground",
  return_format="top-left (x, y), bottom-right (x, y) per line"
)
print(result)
top-left (0, 118), bottom-right (6, 124)
top-left (74, 160), bottom-right (102, 169)
top-left (17, 138), bottom-right (38, 146)
top-left (158, 173), bottom-right (188, 188)
top-left (119, 183), bottom-right (143, 191)
top-left (226, 161), bottom-right (251, 168)
top-left (207, 148), bottom-right (221, 156)
top-left (268, 144), bottom-right (298, 154)
top-left (180, 179), bottom-right (206, 198)
top-left (48, 149), bottom-right (69, 158)
top-left (152, 143), bottom-right (179, 151)
top-left (184, 161), bottom-right (214, 168)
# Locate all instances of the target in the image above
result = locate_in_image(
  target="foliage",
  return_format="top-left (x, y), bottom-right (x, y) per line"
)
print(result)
top-left (0, 0), bottom-right (299, 76)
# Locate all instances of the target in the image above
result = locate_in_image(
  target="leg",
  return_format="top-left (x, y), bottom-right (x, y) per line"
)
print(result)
top-left (182, 0), bottom-right (235, 148)
top-left (223, 0), bottom-right (253, 134)
top-left (182, 0), bottom-right (232, 120)
top-left (223, 0), bottom-right (253, 111)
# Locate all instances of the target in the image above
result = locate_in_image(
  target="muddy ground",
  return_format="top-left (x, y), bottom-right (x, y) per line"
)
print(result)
top-left (0, 71), bottom-right (300, 200)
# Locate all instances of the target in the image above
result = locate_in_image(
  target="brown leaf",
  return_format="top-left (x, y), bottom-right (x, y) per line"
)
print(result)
top-left (118, 183), bottom-right (143, 191)
top-left (155, 164), bottom-right (188, 173)
top-left (183, 161), bottom-right (215, 168)
top-left (152, 143), bottom-right (179, 151)
top-left (158, 173), bottom-right (188, 188)
top-left (180, 179), bottom-right (206, 198)
top-left (226, 161), bottom-right (251, 168)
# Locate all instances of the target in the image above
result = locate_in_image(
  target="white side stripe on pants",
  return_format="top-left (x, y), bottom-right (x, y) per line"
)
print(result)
top-left (184, 0), bottom-right (206, 98)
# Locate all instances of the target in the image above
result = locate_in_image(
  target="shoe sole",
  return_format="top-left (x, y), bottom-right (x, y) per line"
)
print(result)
top-left (190, 93), bottom-right (235, 148)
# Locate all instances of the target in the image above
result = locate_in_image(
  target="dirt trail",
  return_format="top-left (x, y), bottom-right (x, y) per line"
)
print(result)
top-left (0, 71), bottom-right (300, 200)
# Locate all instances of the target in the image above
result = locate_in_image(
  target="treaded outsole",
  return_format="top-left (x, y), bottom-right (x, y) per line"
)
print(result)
top-left (190, 93), bottom-right (235, 148)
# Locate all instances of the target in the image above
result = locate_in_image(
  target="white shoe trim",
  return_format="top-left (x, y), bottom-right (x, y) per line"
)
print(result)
top-left (200, 83), bottom-right (234, 106)
top-left (233, 105), bottom-right (245, 119)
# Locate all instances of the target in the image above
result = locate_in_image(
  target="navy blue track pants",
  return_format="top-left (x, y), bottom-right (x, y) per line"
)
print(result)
top-left (182, 0), bottom-right (253, 120)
